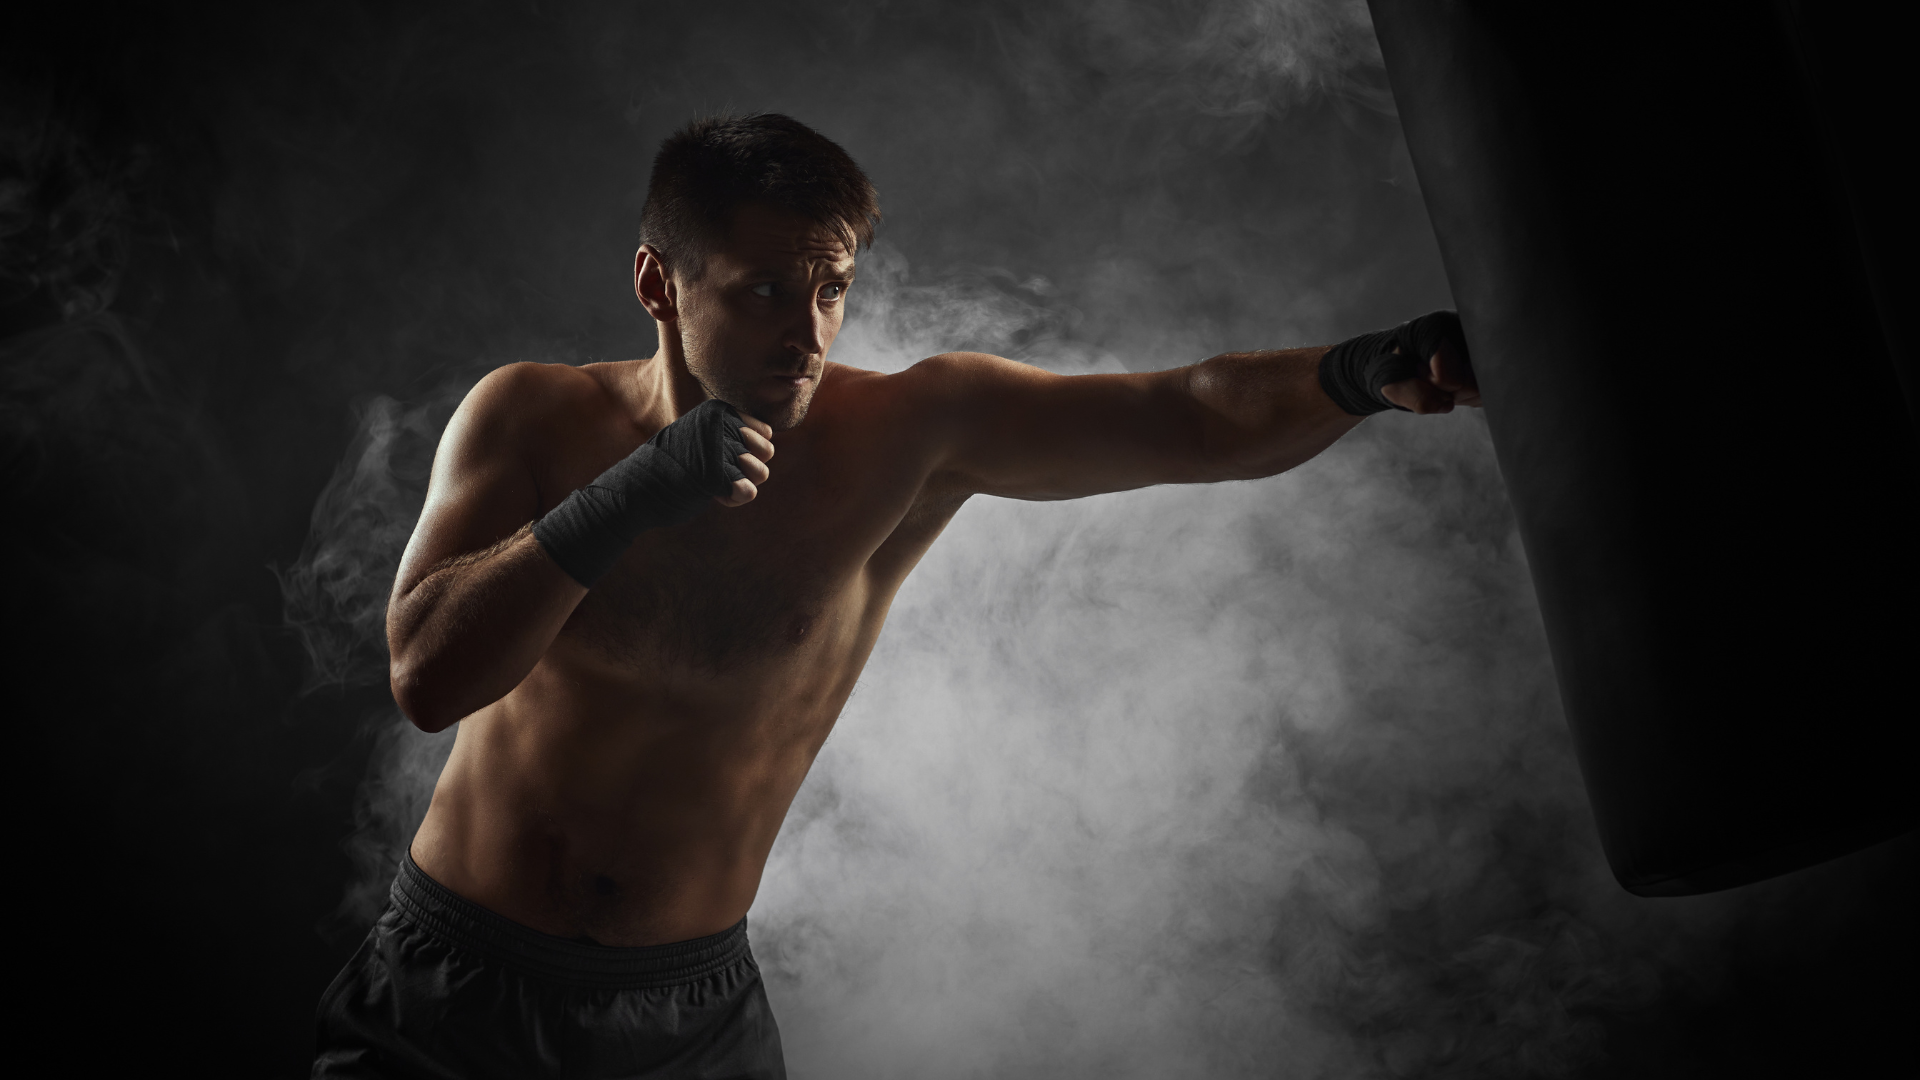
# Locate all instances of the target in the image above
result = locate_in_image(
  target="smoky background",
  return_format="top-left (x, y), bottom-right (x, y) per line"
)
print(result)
top-left (2, 2), bottom-right (1908, 1078)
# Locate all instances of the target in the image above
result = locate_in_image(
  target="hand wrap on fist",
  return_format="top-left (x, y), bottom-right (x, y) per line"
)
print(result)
top-left (532, 398), bottom-right (748, 587)
top-left (1317, 310), bottom-right (1472, 416)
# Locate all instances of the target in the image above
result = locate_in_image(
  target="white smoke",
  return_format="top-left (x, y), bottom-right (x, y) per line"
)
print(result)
top-left (749, 257), bottom-right (1659, 1078)
top-left (285, 240), bottom-right (1664, 1075)
top-left (1013, 0), bottom-right (1388, 124)
top-left (280, 386), bottom-right (471, 928)
top-left (281, 0), bottom-right (1680, 1073)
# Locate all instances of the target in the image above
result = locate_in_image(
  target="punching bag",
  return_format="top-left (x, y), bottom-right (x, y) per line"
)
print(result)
top-left (1367, 1), bottom-right (1919, 895)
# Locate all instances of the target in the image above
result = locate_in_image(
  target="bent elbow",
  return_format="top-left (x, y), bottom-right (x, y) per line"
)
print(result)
top-left (390, 659), bottom-right (458, 734)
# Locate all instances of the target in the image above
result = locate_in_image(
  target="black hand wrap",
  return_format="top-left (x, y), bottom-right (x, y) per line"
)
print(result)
top-left (1317, 310), bottom-right (1472, 416)
top-left (531, 398), bottom-right (748, 587)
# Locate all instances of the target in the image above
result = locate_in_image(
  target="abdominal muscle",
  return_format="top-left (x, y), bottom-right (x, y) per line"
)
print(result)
top-left (408, 600), bottom-right (876, 947)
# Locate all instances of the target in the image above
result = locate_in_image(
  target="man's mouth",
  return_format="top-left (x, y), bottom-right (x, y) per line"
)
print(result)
top-left (769, 373), bottom-right (811, 391)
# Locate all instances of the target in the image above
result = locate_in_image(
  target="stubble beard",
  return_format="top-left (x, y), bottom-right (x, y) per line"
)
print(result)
top-left (760, 390), bottom-right (814, 432)
top-left (741, 384), bottom-right (814, 432)
top-left (688, 359), bottom-right (818, 432)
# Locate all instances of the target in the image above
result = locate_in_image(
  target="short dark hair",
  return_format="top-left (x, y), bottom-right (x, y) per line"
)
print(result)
top-left (640, 113), bottom-right (880, 281)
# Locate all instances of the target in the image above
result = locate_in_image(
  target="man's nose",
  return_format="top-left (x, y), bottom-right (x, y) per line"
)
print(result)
top-left (784, 299), bottom-right (829, 357)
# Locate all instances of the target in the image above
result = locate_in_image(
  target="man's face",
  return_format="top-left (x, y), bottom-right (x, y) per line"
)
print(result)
top-left (666, 203), bottom-right (855, 431)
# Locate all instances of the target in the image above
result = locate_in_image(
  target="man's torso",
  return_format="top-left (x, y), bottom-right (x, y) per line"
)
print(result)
top-left (412, 359), bottom-right (966, 946)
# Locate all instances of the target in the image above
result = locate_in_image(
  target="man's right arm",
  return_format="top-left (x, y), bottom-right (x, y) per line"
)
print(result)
top-left (385, 365), bottom-right (776, 732)
top-left (385, 365), bottom-right (590, 733)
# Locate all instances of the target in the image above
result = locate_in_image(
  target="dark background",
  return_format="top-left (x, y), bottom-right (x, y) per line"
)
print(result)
top-left (3, 2), bottom-right (1909, 1076)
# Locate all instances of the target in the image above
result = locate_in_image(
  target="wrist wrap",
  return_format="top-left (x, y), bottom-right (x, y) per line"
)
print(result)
top-left (1317, 310), bottom-right (1471, 416)
top-left (531, 398), bottom-right (748, 587)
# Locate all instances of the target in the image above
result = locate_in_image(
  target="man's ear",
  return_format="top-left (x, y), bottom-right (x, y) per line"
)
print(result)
top-left (635, 245), bottom-right (678, 321)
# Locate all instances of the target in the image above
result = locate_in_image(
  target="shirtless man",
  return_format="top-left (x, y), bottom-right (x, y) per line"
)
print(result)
top-left (313, 113), bottom-right (1477, 1080)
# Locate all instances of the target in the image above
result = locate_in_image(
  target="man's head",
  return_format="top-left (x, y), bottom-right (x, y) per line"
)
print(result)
top-left (636, 114), bottom-right (879, 430)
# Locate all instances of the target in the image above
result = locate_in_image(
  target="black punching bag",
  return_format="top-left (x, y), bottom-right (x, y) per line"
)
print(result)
top-left (1367, 1), bottom-right (1919, 895)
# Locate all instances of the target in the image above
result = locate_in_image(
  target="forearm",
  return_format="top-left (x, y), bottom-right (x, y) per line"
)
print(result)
top-left (1180, 346), bottom-right (1365, 481)
top-left (387, 524), bottom-right (587, 732)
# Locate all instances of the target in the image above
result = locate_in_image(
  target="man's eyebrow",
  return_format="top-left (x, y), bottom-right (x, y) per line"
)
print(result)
top-left (737, 260), bottom-right (855, 280)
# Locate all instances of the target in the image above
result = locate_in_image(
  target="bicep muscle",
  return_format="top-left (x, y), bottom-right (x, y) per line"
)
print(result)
top-left (391, 370), bottom-right (547, 599)
top-left (919, 353), bottom-right (1207, 501)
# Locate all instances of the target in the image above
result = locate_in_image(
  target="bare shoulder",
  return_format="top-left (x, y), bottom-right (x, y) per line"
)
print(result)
top-left (446, 361), bottom-right (645, 467)
top-left (430, 360), bottom-right (640, 509)
top-left (833, 352), bottom-right (1044, 420)
top-left (455, 360), bottom-right (617, 437)
top-left (816, 359), bottom-right (885, 392)
top-left (808, 359), bottom-right (919, 419)
top-left (898, 351), bottom-right (1037, 387)
top-left (827, 351), bottom-right (1027, 389)
top-left (403, 362), bottom-right (630, 587)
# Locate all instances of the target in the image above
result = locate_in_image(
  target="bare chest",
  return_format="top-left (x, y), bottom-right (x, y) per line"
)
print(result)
top-left (552, 440), bottom-right (959, 676)
top-left (565, 520), bottom-right (850, 674)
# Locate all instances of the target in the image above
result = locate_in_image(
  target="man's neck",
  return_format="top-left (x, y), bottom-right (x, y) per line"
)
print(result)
top-left (647, 320), bottom-right (711, 419)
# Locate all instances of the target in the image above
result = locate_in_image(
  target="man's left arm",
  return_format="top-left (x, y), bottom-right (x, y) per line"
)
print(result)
top-left (910, 317), bottom-right (1477, 501)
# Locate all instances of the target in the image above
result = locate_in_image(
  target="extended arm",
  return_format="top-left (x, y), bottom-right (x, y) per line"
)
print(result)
top-left (918, 313), bottom-right (1476, 501)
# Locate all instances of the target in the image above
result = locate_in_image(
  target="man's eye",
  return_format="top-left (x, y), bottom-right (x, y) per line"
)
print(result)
top-left (751, 283), bottom-right (776, 298)
top-left (820, 284), bottom-right (844, 301)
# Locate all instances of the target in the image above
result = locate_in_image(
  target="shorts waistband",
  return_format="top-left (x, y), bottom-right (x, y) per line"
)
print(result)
top-left (389, 853), bottom-right (753, 990)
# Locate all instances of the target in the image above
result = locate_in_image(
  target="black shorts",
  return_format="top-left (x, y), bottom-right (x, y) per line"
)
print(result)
top-left (313, 854), bottom-right (785, 1079)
